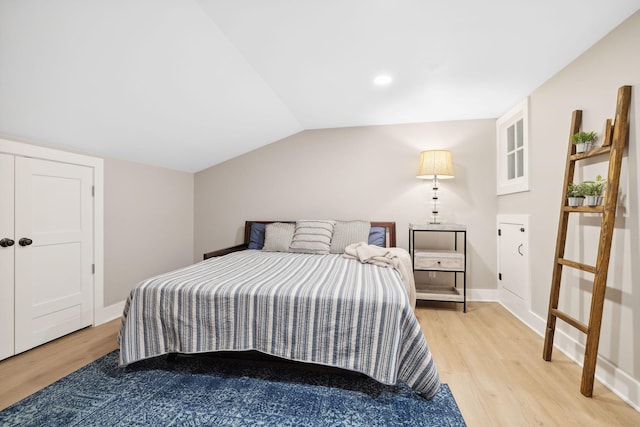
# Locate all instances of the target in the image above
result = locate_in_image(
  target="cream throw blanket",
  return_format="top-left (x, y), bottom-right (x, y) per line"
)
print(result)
top-left (343, 242), bottom-right (416, 308)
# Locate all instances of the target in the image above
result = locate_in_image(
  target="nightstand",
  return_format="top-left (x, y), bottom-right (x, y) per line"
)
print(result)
top-left (409, 223), bottom-right (467, 312)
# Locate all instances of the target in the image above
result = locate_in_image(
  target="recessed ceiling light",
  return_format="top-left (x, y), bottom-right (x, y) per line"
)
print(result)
top-left (373, 75), bottom-right (393, 85)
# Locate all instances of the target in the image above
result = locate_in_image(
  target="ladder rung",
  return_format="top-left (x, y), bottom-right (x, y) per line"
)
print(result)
top-left (569, 145), bottom-right (611, 161)
top-left (557, 258), bottom-right (597, 274)
top-left (563, 205), bottom-right (605, 213)
top-left (550, 308), bottom-right (589, 334)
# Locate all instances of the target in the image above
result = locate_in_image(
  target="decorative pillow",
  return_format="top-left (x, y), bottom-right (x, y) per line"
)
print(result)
top-left (368, 226), bottom-right (386, 247)
top-left (262, 222), bottom-right (295, 252)
top-left (330, 220), bottom-right (371, 253)
top-left (248, 223), bottom-right (266, 249)
top-left (289, 220), bottom-right (336, 254)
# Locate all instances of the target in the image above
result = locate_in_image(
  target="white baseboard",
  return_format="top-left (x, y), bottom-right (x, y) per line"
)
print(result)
top-left (498, 301), bottom-right (640, 412)
top-left (94, 300), bottom-right (125, 326)
top-left (468, 288), bottom-right (498, 302)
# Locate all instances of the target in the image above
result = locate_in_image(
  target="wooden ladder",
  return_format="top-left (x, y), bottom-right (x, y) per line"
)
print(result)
top-left (542, 85), bottom-right (632, 397)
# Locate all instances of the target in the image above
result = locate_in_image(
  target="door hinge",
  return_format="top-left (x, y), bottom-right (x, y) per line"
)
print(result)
top-left (498, 273), bottom-right (502, 280)
top-left (92, 264), bottom-right (95, 274)
top-left (498, 229), bottom-right (501, 236)
top-left (92, 186), bottom-right (95, 197)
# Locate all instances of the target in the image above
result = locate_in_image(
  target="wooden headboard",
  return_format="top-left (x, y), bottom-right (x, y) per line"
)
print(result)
top-left (204, 221), bottom-right (396, 260)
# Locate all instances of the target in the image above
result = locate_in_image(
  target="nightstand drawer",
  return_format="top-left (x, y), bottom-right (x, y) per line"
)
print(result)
top-left (414, 250), bottom-right (464, 271)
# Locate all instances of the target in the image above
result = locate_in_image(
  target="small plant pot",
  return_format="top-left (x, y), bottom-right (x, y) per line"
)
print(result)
top-left (567, 197), bottom-right (585, 207)
top-left (574, 142), bottom-right (592, 153)
top-left (585, 196), bottom-right (603, 206)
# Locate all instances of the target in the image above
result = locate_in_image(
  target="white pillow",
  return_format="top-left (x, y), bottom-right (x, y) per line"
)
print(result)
top-left (262, 222), bottom-right (295, 252)
top-left (289, 220), bottom-right (336, 254)
top-left (330, 220), bottom-right (371, 254)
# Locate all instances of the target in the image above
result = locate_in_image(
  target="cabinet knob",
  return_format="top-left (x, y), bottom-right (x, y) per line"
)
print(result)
top-left (0, 238), bottom-right (15, 247)
top-left (19, 237), bottom-right (33, 247)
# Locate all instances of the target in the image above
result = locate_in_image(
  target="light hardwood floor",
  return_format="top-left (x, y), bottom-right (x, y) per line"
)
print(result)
top-left (1, 302), bottom-right (638, 426)
top-left (418, 302), bottom-right (640, 426)
top-left (0, 319), bottom-right (120, 411)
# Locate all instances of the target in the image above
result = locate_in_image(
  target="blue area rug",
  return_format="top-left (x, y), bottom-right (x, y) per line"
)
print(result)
top-left (0, 351), bottom-right (466, 426)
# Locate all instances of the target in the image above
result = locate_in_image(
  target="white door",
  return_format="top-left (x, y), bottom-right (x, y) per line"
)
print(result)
top-left (498, 215), bottom-right (531, 324)
top-left (499, 222), bottom-right (527, 300)
top-left (14, 156), bottom-right (94, 353)
top-left (0, 154), bottom-right (15, 360)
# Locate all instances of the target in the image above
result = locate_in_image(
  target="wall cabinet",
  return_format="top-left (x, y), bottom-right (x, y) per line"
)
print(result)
top-left (409, 223), bottom-right (467, 312)
top-left (0, 148), bottom-right (96, 360)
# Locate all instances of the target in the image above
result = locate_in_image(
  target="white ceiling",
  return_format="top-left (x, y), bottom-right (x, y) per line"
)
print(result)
top-left (0, 1), bottom-right (638, 172)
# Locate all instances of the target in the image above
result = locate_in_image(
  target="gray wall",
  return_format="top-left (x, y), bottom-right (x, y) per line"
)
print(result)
top-left (498, 11), bottom-right (639, 393)
top-left (194, 120), bottom-right (498, 292)
top-left (104, 157), bottom-right (194, 305)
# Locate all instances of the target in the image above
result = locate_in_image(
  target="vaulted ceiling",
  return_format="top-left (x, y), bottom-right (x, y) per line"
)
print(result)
top-left (1, 1), bottom-right (637, 172)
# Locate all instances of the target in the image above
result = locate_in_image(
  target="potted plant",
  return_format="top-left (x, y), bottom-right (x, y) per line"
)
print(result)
top-left (567, 182), bottom-right (585, 206)
top-left (581, 175), bottom-right (606, 206)
top-left (571, 131), bottom-right (598, 153)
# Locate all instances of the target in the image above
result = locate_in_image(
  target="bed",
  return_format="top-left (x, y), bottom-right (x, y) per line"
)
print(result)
top-left (118, 220), bottom-right (441, 398)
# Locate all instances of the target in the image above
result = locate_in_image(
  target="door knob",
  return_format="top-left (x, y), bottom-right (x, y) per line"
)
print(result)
top-left (0, 238), bottom-right (15, 247)
top-left (19, 238), bottom-right (33, 247)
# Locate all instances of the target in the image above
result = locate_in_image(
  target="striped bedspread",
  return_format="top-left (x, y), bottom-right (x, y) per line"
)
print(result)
top-left (118, 250), bottom-right (440, 398)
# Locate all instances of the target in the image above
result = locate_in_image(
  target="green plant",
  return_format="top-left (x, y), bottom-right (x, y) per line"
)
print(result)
top-left (581, 175), bottom-right (606, 196)
top-left (571, 131), bottom-right (598, 144)
top-left (567, 182), bottom-right (584, 198)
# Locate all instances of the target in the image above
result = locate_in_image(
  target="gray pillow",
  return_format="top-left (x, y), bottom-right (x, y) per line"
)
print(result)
top-left (330, 220), bottom-right (371, 253)
top-left (262, 222), bottom-right (295, 252)
top-left (289, 220), bottom-right (336, 254)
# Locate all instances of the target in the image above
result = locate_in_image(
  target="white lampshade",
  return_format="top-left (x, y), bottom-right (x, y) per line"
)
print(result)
top-left (416, 150), bottom-right (455, 179)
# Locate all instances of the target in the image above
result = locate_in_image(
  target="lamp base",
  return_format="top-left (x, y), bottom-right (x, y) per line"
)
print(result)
top-left (430, 177), bottom-right (440, 225)
top-left (430, 208), bottom-right (440, 224)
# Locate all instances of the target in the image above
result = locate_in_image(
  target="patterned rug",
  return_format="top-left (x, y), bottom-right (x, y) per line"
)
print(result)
top-left (0, 351), bottom-right (466, 426)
